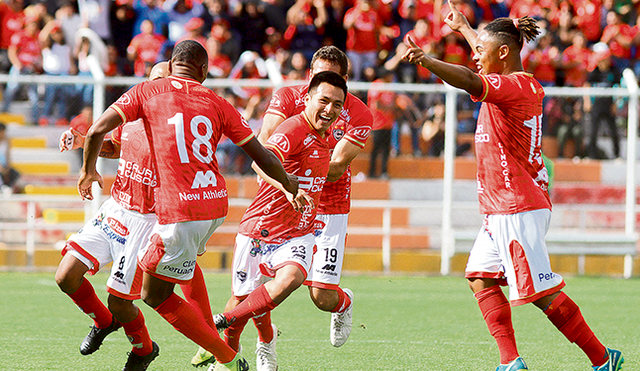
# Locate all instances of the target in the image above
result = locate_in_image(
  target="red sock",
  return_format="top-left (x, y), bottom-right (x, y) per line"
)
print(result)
top-left (253, 311), bottom-right (274, 343)
top-left (121, 308), bottom-right (153, 356)
top-left (224, 316), bottom-right (249, 351)
top-left (544, 292), bottom-right (607, 366)
top-left (224, 285), bottom-right (277, 324)
top-left (154, 293), bottom-right (236, 364)
top-left (68, 278), bottom-right (113, 329)
top-left (179, 264), bottom-right (214, 329)
top-left (475, 286), bottom-right (519, 364)
top-left (330, 287), bottom-right (352, 313)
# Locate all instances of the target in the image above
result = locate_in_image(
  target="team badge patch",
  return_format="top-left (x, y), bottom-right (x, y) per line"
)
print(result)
top-left (332, 128), bottom-right (345, 141)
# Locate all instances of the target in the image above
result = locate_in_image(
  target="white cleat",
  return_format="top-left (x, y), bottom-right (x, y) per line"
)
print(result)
top-left (330, 288), bottom-right (353, 347)
top-left (255, 323), bottom-right (278, 371)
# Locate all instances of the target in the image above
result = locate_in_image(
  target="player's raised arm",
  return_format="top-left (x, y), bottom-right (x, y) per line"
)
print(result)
top-left (258, 113), bottom-right (286, 144)
top-left (402, 35), bottom-right (483, 97)
top-left (78, 108), bottom-right (123, 200)
top-left (444, 0), bottom-right (478, 50)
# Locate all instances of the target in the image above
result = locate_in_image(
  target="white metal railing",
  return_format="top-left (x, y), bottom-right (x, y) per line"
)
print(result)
top-left (1, 72), bottom-right (639, 275)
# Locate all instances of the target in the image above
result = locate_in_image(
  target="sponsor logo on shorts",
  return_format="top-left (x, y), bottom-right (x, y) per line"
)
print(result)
top-left (538, 272), bottom-right (556, 282)
top-left (92, 212), bottom-right (105, 227)
top-left (237, 270), bottom-right (247, 282)
top-left (107, 217), bottom-right (129, 236)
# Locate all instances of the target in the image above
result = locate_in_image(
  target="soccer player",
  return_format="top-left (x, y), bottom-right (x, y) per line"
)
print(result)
top-left (78, 40), bottom-right (302, 371)
top-left (258, 45), bottom-right (373, 348)
top-left (402, 3), bottom-right (623, 371)
top-left (214, 71), bottom-right (348, 371)
top-left (57, 62), bottom-right (220, 369)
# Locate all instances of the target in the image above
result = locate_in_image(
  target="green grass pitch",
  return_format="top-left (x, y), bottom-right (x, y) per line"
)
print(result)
top-left (1, 272), bottom-right (638, 370)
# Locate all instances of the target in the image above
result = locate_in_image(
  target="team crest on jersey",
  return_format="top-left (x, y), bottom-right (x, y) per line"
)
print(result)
top-left (116, 93), bottom-right (131, 106)
top-left (267, 133), bottom-right (290, 153)
top-left (107, 217), bottom-right (129, 236)
top-left (171, 80), bottom-right (183, 89)
top-left (487, 75), bottom-right (501, 89)
top-left (332, 128), bottom-right (345, 141)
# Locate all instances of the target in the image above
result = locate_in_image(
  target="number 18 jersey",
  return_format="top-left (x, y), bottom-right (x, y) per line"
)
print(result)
top-left (111, 76), bottom-right (255, 224)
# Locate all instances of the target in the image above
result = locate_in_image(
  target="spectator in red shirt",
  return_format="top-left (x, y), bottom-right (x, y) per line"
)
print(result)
top-left (600, 10), bottom-right (633, 70)
top-left (572, 0), bottom-right (602, 43)
top-left (178, 17), bottom-right (207, 48)
top-left (368, 68), bottom-right (395, 178)
top-left (1, 16), bottom-right (42, 124)
top-left (524, 32), bottom-right (560, 87)
top-left (343, 0), bottom-right (382, 81)
top-left (127, 19), bottom-right (166, 77)
top-left (206, 37), bottom-right (231, 77)
top-left (0, 0), bottom-right (25, 72)
top-left (283, 0), bottom-right (327, 61)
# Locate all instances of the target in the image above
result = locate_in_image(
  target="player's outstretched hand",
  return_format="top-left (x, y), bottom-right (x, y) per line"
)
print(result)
top-left (59, 128), bottom-right (86, 152)
top-left (444, 0), bottom-right (471, 33)
top-left (401, 35), bottom-right (427, 67)
top-left (287, 188), bottom-right (314, 212)
top-left (282, 173), bottom-right (300, 198)
top-left (77, 170), bottom-right (103, 201)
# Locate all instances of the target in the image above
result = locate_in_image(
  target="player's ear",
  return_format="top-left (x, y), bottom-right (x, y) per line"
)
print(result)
top-left (498, 44), bottom-right (510, 60)
top-left (168, 59), bottom-right (173, 75)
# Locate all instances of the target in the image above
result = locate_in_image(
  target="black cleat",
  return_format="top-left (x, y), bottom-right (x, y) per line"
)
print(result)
top-left (213, 313), bottom-right (234, 332)
top-left (80, 317), bottom-right (122, 355)
top-left (122, 341), bottom-right (160, 371)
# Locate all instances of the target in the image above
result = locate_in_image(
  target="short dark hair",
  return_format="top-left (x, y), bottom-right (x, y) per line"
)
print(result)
top-left (172, 40), bottom-right (208, 67)
top-left (0, 122), bottom-right (6, 131)
top-left (310, 46), bottom-right (349, 76)
top-left (308, 71), bottom-right (348, 99)
top-left (484, 16), bottom-right (539, 50)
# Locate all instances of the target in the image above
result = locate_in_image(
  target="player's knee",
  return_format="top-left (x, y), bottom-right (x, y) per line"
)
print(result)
top-left (54, 268), bottom-right (81, 294)
top-left (309, 288), bottom-right (336, 311)
top-left (107, 295), bottom-right (137, 321)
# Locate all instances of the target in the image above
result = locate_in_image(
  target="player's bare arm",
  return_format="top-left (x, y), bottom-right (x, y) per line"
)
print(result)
top-left (241, 137), bottom-right (300, 196)
top-left (327, 139), bottom-right (362, 182)
top-left (78, 108), bottom-right (123, 200)
top-left (444, 0), bottom-right (478, 50)
top-left (402, 36), bottom-right (483, 97)
top-left (251, 161), bottom-right (314, 212)
top-left (257, 113), bottom-right (285, 144)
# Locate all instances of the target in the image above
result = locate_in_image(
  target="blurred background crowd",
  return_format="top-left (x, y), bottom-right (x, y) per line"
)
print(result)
top-left (1, 0), bottom-right (639, 178)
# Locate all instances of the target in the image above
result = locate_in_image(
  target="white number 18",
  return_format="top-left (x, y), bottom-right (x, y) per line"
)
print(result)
top-left (167, 113), bottom-right (214, 164)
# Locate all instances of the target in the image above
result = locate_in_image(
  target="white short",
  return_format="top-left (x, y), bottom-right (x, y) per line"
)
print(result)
top-left (305, 214), bottom-right (348, 289)
top-left (138, 218), bottom-right (224, 283)
top-left (231, 233), bottom-right (315, 297)
top-left (63, 198), bottom-right (156, 300)
top-left (465, 209), bottom-right (565, 305)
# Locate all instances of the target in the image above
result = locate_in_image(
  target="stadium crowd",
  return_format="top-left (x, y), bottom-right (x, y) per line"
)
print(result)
top-left (1, 0), bottom-right (639, 161)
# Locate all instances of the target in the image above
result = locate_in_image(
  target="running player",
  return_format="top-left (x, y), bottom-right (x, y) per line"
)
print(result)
top-left (402, 2), bottom-right (623, 371)
top-left (78, 40), bottom-right (303, 371)
top-left (258, 45), bottom-right (373, 348)
top-left (214, 71), bottom-right (348, 371)
top-left (57, 62), bottom-right (221, 369)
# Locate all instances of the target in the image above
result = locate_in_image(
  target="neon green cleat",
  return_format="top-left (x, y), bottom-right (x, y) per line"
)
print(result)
top-left (496, 357), bottom-right (528, 371)
top-left (593, 348), bottom-right (624, 371)
top-left (191, 346), bottom-right (216, 368)
top-left (212, 353), bottom-right (249, 371)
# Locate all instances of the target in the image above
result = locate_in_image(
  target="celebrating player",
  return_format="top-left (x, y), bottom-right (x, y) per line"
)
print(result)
top-left (258, 45), bottom-right (373, 349)
top-left (57, 62), bottom-right (222, 370)
top-left (213, 71), bottom-right (348, 371)
top-left (78, 40), bottom-right (303, 371)
top-left (402, 2), bottom-right (623, 371)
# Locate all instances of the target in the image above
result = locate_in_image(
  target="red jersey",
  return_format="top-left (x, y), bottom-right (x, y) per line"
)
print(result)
top-left (524, 48), bottom-right (556, 85)
top-left (368, 79), bottom-right (396, 131)
top-left (110, 119), bottom-right (156, 214)
top-left (572, 0), bottom-right (602, 42)
top-left (344, 8), bottom-right (381, 52)
top-left (562, 45), bottom-right (590, 87)
top-left (10, 30), bottom-right (41, 67)
top-left (127, 33), bottom-right (166, 77)
top-left (111, 76), bottom-right (255, 224)
top-left (265, 84), bottom-right (372, 214)
top-left (471, 72), bottom-right (552, 215)
top-left (238, 114), bottom-right (330, 243)
top-left (0, 3), bottom-right (23, 49)
top-left (601, 23), bottom-right (634, 59)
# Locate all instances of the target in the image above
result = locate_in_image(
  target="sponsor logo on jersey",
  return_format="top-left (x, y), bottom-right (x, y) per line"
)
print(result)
top-left (115, 93), bottom-right (131, 106)
top-left (118, 159), bottom-right (157, 187)
top-left (332, 128), bottom-right (345, 141)
top-left (107, 217), bottom-right (129, 236)
top-left (487, 75), bottom-right (501, 89)
top-left (339, 108), bottom-right (351, 123)
top-left (269, 95), bottom-right (282, 109)
top-left (171, 80), bottom-right (183, 89)
top-left (310, 150), bottom-right (320, 159)
top-left (191, 170), bottom-right (218, 189)
top-left (351, 128), bottom-right (370, 142)
top-left (303, 135), bottom-right (313, 147)
top-left (179, 188), bottom-right (227, 201)
top-left (267, 133), bottom-right (290, 153)
top-left (298, 174), bottom-right (326, 193)
top-left (321, 264), bottom-right (337, 271)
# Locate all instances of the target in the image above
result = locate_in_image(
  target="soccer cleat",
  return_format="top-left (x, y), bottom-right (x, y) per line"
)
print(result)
top-left (211, 353), bottom-right (249, 371)
top-left (213, 313), bottom-right (233, 332)
top-left (495, 357), bottom-right (528, 371)
top-left (191, 346), bottom-right (216, 368)
top-left (255, 323), bottom-right (278, 371)
top-left (79, 317), bottom-right (122, 355)
top-left (330, 288), bottom-right (354, 347)
top-left (593, 348), bottom-right (624, 371)
top-left (122, 341), bottom-right (160, 371)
